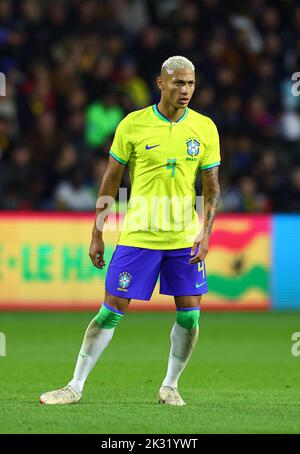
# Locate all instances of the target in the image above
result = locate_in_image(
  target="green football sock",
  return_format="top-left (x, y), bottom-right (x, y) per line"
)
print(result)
top-left (69, 303), bottom-right (124, 392)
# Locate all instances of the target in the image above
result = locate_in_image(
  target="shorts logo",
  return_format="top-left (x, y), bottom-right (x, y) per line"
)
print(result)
top-left (195, 282), bottom-right (205, 288)
top-left (117, 272), bottom-right (132, 292)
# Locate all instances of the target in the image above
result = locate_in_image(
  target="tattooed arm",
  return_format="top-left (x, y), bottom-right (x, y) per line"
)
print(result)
top-left (189, 166), bottom-right (220, 264)
top-left (202, 166), bottom-right (221, 237)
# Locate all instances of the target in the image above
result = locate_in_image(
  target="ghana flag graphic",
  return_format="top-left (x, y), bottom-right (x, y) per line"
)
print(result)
top-left (202, 215), bottom-right (271, 310)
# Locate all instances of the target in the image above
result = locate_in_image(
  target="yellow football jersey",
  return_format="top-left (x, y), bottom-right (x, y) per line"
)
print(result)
top-left (109, 104), bottom-right (220, 249)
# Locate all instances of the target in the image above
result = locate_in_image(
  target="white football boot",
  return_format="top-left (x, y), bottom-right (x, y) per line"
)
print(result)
top-left (158, 386), bottom-right (186, 406)
top-left (40, 384), bottom-right (82, 405)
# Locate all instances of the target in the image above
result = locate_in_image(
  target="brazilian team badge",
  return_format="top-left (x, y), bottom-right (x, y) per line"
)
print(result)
top-left (186, 138), bottom-right (200, 157)
top-left (117, 271), bottom-right (132, 292)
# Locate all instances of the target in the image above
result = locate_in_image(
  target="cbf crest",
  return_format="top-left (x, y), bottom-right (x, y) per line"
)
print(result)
top-left (186, 138), bottom-right (200, 157)
top-left (117, 271), bottom-right (132, 292)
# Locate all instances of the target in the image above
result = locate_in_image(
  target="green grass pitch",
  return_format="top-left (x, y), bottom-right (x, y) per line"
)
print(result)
top-left (0, 311), bottom-right (300, 434)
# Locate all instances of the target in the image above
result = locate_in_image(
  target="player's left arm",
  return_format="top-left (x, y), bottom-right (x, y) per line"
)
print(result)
top-left (189, 165), bottom-right (220, 264)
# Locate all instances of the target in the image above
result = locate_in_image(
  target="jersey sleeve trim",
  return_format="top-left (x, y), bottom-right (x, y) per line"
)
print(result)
top-left (200, 161), bottom-right (221, 170)
top-left (109, 150), bottom-right (128, 165)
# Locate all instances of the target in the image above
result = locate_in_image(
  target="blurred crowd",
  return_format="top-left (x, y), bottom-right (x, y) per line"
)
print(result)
top-left (0, 0), bottom-right (299, 212)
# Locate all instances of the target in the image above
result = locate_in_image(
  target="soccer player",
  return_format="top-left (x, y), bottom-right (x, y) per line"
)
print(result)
top-left (40, 56), bottom-right (221, 406)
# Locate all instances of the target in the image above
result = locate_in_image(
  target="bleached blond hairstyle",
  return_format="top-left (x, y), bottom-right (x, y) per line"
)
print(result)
top-left (161, 56), bottom-right (195, 75)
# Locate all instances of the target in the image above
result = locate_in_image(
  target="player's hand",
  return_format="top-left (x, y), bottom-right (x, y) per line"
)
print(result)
top-left (189, 233), bottom-right (209, 264)
top-left (89, 236), bottom-right (106, 269)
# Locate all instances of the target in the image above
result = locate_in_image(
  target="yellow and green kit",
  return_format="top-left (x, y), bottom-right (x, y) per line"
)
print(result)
top-left (109, 104), bottom-right (221, 249)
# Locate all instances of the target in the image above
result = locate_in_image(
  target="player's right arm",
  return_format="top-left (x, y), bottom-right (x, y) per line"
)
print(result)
top-left (89, 156), bottom-right (126, 269)
top-left (89, 115), bottom-right (133, 269)
top-left (190, 118), bottom-right (221, 264)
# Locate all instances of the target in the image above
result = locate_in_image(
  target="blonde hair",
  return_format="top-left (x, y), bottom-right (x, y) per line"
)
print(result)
top-left (161, 56), bottom-right (195, 75)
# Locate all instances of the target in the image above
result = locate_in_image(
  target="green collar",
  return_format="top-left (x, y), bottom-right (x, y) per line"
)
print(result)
top-left (152, 104), bottom-right (188, 124)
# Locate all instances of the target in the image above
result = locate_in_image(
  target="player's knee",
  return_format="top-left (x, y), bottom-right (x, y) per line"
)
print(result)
top-left (176, 308), bottom-right (200, 330)
top-left (94, 302), bottom-right (125, 329)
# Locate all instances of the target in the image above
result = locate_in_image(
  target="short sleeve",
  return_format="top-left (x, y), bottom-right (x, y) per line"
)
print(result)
top-left (200, 119), bottom-right (221, 171)
top-left (109, 116), bottom-right (133, 165)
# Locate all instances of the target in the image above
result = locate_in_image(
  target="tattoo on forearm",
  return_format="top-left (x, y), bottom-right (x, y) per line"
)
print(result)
top-left (202, 166), bottom-right (220, 236)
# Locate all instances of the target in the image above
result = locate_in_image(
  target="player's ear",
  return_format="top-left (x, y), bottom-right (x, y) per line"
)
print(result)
top-left (157, 75), bottom-right (163, 91)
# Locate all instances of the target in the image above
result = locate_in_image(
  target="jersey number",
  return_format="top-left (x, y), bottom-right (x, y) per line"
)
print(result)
top-left (166, 159), bottom-right (176, 177)
top-left (198, 261), bottom-right (206, 278)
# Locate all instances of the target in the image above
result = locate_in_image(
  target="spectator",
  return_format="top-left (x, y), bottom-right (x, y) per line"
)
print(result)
top-left (119, 58), bottom-right (151, 108)
top-left (236, 176), bottom-right (268, 212)
top-left (47, 143), bottom-right (79, 192)
top-left (0, 144), bottom-right (47, 209)
top-left (54, 165), bottom-right (95, 211)
top-left (24, 111), bottom-right (63, 167)
top-left (85, 92), bottom-right (123, 148)
top-left (254, 149), bottom-right (286, 211)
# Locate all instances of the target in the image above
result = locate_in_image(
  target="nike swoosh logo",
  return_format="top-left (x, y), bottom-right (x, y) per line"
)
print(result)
top-left (195, 282), bottom-right (206, 288)
top-left (146, 144), bottom-right (160, 150)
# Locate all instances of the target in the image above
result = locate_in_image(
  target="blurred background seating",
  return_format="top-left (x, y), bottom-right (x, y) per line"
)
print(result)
top-left (0, 0), bottom-right (299, 212)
